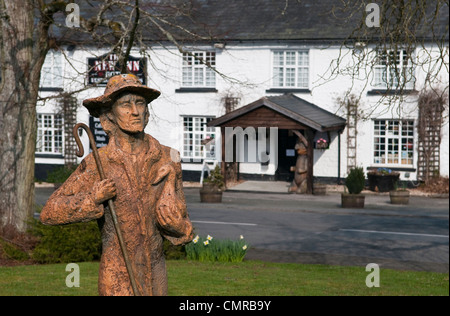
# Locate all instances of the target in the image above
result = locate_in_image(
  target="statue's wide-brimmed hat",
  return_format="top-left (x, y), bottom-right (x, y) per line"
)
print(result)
top-left (83, 74), bottom-right (161, 117)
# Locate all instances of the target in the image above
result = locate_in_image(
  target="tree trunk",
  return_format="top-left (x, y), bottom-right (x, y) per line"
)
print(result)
top-left (0, 0), bottom-right (47, 237)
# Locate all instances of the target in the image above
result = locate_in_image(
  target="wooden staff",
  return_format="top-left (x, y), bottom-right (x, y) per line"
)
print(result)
top-left (73, 123), bottom-right (141, 296)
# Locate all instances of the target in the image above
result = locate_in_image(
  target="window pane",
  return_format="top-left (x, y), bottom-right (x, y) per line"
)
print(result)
top-left (285, 68), bottom-right (295, 86)
top-left (297, 67), bottom-right (309, 88)
top-left (285, 52), bottom-right (296, 66)
top-left (194, 68), bottom-right (204, 86)
top-left (44, 131), bottom-right (52, 152)
top-left (387, 138), bottom-right (399, 164)
top-left (274, 67), bottom-right (284, 87)
top-left (298, 51), bottom-right (309, 66)
top-left (182, 67), bottom-right (192, 86)
top-left (374, 119), bottom-right (414, 166)
top-left (205, 68), bottom-right (215, 87)
top-left (36, 114), bottom-right (64, 155)
top-left (182, 116), bottom-right (216, 159)
top-left (183, 54), bottom-right (192, 66)
top-left (273, 52), bottom-right (284, 66)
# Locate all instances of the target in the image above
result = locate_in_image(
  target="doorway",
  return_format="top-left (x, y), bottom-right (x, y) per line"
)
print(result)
top-left (276, 129), bottom-right (298, 182)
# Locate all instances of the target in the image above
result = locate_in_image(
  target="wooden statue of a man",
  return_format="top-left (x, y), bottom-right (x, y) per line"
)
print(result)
top-left (288, 130), bottom-right (309, 194)
top-left (40, 74), bottom-right (194, 296)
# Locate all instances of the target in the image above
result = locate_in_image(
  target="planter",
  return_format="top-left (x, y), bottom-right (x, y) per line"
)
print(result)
top-left (389, 190), bottom-right (410, 205)
top-left (316, 143), bottom-right (328, 150)
top-left (313, 183), bottom-right (327, 195)
top-left (367, 174), bottom-right (399, 192)
top-left (341, 193), bottom-right (365, 208)
top-left (200, 183), bottom-right (223, 203)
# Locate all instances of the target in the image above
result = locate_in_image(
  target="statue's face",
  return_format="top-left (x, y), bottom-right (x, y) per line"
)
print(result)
top-left (110, 93), bottom-right (148, 134)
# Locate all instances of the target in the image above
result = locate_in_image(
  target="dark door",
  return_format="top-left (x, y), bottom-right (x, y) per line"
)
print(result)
top-left (276, 129), bottom-right (298, 182)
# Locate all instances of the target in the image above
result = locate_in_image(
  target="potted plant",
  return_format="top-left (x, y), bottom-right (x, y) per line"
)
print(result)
top-left (341, 167), bottom-right (366, 208)
top-left (367, 168), bottom-right (400, 192)
top-left (389, 182), bottom-right (410, 205)
top-left (316, 138), bottom-right (328, 149)
top-left (200, 165), bottom-right (225, 203)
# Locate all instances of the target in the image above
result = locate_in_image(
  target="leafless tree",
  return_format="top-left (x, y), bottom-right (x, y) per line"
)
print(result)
top-left (325, 0), bottom-right (449, 109)
top-left (0, 0), bottom-right (222, 237)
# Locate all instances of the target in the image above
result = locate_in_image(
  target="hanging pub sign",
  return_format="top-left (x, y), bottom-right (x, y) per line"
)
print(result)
top-left (87, 53), bottom-right (147, 86)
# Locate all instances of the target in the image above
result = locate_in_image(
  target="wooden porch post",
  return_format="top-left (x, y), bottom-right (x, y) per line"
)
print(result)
top-left (221, 126), bottom-right (227, 187)
top-left (305, 129), bottom-right (315, 194)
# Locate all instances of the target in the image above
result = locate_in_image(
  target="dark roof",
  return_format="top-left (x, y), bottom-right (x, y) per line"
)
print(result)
top-left (52, 0), bottom-right (449, 45)
top-left (208, 94), bottom-right (346, 132)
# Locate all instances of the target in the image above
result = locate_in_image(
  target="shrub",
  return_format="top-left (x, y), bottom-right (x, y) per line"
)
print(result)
top-left (345, 167), bottom-right (365, 194)
top-left (30, 219), bottom-right (102, 264)
top-left (185, 235), bottom-right (249, 263)
top-left (0, 238), bottom-right (30, 261)
top-left (163, 239), bottom-right (186, 260)
top-left (46, 165), bottom-right (77, 184)
top-left (204, 166), bottom-right (225, 190)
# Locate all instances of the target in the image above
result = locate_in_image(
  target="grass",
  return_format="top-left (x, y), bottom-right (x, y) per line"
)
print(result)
top-left (0, 260), bottom-right (448, 296)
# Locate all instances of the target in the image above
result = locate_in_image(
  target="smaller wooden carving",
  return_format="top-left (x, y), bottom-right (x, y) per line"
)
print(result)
top-left (288, 130), bottom-right (308, 194)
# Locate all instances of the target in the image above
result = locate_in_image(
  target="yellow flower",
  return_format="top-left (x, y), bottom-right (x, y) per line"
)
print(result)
top-left (203, 240), bottom-right (209, 246)
top-left (207, 235), bottom-right (213, 241)
top-left (193, 235), bottom-right (199, 244)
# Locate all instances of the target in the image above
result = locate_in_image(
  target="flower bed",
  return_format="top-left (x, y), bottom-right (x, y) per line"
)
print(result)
top-left (185, 235), bottom-right (249, 263)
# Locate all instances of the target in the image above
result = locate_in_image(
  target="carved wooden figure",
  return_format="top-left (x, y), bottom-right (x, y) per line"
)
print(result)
top-left (288, 130), bottom-right (309, 194)
top-left (40, 74), bottom-right (194, 296)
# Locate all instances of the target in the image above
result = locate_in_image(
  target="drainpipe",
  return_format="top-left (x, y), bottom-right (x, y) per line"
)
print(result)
top-left (338, 131), bottom-right (341, 184)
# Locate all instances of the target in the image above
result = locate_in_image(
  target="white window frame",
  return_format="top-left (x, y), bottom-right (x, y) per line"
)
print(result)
top-left (272, 50), bottom-right (309, 89)
top-left (373, 49), bottom-right (415, 90)
top-left (36, 114), bottom-right (64, 155)
top-left (373, 119), bottom-right (414, 166)
top-left (182, 116), bottom-right (216, 160)
top-left (41, 50), bottom-right (63, 88)
top-left (182, 51), bottom-right (216, 88)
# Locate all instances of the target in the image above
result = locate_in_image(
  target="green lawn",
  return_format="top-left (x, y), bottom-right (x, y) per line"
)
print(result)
top-left (0, 260), bottom-right (448, 296)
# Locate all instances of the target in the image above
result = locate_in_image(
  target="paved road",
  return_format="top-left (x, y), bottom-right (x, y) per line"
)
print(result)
top-left (35, 186), bottom-right (449, 272)
top-left (184, 188), bottom-right (449, 273)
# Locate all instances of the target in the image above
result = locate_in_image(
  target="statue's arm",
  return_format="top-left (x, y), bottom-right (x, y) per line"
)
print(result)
top-left (40, 158), bottom-right (105, 225)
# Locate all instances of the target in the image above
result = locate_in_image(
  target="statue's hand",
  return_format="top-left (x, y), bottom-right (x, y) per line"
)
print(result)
top-left (154, 164), bottom-right (187, 235)
top-left (93, 179), bottom-right (117, 205)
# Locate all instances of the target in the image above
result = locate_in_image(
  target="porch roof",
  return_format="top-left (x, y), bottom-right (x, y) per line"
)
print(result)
top-left (207, 94), bottom-right (347, 132)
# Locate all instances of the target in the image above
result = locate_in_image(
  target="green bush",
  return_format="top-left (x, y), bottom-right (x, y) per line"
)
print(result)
top-left (185, 235), bottom-right (249, 263)
top-left (163, 239), bottom-right (186, 260)
top-left (30, 219), bottom-right (102, 264)
top-left (204, 165), bottom-right (225, 190)
top-left (0, 238), bottom-right (30, 261)
top-left (46, 165), bottom-right (77, 184)
top-left (345, 167), bottom-right (366, 194)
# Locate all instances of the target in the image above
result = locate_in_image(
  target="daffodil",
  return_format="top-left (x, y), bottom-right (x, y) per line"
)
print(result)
top-left (242, 245), bottom-right (248, 250)
top-left (240, 235), bottom-right (244, 240)
top-left (203, 240), bottom-right (209, 246)
top-left (206, 235), bottom-right (213, 241)
top-left (193, 235), bottom-right (199, 244)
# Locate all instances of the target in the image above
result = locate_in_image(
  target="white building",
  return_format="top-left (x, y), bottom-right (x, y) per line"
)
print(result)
top-left (35, 1), bottom-right (449, 188)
